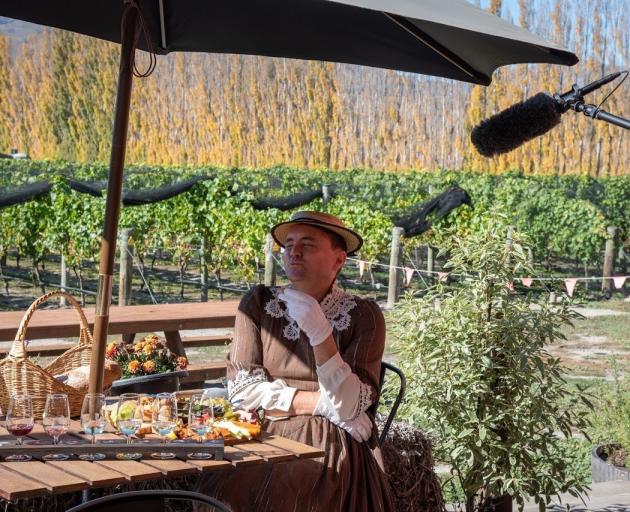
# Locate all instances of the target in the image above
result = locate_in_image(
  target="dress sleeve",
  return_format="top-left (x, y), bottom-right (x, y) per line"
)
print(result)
top-left (316, 299), bottom-right (385, 421)
top-left (227, 286), bottom-right (297, 412)
top-left (343, 299), bottom-right (385, 413)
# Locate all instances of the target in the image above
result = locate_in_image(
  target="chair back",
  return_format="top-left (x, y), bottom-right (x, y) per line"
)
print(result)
top-left (376, 361), bottom-right (406, 446)
top-left (66, 489), bottom-right (232, 512)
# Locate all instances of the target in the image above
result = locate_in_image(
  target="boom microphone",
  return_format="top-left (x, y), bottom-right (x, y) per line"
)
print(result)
top-left (471, 72), bottom-right (625, 157)
top-left (471, 93), bottom-right (561, 157)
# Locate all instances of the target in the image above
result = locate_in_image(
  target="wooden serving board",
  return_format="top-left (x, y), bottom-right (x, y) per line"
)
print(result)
top-left (0, 438), bottom-right (224, 460)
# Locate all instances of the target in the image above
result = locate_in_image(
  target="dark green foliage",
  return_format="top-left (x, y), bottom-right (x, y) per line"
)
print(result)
top-left (389, 218), bottom-right (593, 511)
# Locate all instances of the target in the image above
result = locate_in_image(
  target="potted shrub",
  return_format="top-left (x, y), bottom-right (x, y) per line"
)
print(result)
top-left (106, 334), bottom-right (188, 395)
top-left (390, 217), bottom-right (592, 512)
top-left (589, 366), bottom-right (630, 482)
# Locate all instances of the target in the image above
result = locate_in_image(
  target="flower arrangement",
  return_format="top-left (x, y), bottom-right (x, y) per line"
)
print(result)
top-left (106, 334), bottom-right (188, 379)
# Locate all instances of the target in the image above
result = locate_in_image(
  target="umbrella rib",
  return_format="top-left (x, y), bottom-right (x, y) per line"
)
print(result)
top-left (158, 0), bottom-right (167, 49)
top-left (383, 12), bottom-right (489, 85)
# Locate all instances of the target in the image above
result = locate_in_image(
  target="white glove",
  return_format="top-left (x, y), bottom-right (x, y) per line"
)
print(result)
top-left (312, 389), bottom-right (338, 421)
top-left (338, 412), bottom-right (373, 443)
top-left (278, 288), bottom-right (332, 346)
top-left (313, 391), bottom-right (372, 443)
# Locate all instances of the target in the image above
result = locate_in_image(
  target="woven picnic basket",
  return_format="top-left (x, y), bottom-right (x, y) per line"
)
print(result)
top-left (0, 290), bottom-right (94, 419)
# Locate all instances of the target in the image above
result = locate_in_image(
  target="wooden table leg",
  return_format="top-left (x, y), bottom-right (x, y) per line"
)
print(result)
top-left (122, 333), bottom-right (136, 343)
top-left (164, 331), bottom-right (186, 356)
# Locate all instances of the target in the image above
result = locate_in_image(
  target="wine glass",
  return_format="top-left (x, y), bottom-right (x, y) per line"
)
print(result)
top-left (5, 394), bottom-right (34, 462)
top-left (115, 393), bottom-right (142, 460)
top-left (151, 392), bottom-right (177, 460)
top-left (187, 394), bottom-right (214, 460)
top-left (42, 393), bottom-right (71, 461)
top-left (79, 393), bottom-right (107, 461)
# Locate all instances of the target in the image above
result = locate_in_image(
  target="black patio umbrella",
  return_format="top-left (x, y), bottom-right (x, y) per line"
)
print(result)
top-left (1, 0), bottom-right (578, 393)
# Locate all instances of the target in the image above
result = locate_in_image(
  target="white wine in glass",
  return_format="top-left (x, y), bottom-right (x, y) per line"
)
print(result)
top-left (151, 392), bottom-right (177, 460)
top-left (115, 393), bottom-right (142, 460)
top-left (79, 393), bottom-right (107, 461)
top-left (187, 394), bottom-right (214, 460)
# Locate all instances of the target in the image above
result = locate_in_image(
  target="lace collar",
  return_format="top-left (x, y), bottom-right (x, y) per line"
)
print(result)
top-left (264, 284), bottom-right (357, 341)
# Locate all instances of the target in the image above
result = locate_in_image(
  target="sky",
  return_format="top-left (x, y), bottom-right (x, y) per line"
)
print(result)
top-left (479, 0), bottom-right (521, 22)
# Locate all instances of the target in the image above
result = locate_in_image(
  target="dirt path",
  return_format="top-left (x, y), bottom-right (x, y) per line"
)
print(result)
top-left (548, 304), bottom-right (630, 379)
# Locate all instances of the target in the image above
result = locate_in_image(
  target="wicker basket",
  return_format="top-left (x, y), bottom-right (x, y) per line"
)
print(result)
top-left (0, 290), bottom-right (94, 419)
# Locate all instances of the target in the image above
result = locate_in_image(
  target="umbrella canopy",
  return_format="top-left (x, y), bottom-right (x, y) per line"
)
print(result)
top-left (0, 0), bottom-right (578, 393)
top-left (2, 0), bottom-right (577, 86)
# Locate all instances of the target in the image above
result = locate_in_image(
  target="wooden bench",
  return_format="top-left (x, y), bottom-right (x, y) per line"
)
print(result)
top-left (0, 301), bottom-right (239, 344)
top-left (0, 334), bottom-right (233, 357)
top-left (0, 301), bottom-right (239, 388)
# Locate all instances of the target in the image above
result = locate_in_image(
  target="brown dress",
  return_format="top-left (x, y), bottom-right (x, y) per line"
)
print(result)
top-left (197, 284), bottom-right (394, 512)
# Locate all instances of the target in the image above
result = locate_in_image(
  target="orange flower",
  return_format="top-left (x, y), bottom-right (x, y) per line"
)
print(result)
top-left (105, 342), bottom-right (118, 359)
top-left (127, 360), bottom-right (141, 374)
top-left (142, 344), bottom-right (154, 355)
top-left (144, 334), bottom-right (160, 346)
top-left (132, 342), bottom-right (144, 353)
top-left (142, 360), bottom-right (156, 374)
top-left (177, 356), bottom-right (188, 369)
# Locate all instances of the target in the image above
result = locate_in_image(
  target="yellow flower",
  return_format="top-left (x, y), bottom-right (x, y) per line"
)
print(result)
top-left (142, 360), bottom-right (156, 374)
top-left (142, 344), bottom-right (154, 355)
top-left (127, 360), bottom-right (141, 374)
top-left (144, 334), bottom-right (160, 345)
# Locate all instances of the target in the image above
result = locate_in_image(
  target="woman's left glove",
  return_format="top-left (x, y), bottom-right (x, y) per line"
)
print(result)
top-left (278, 288), bottom-right (332, 346)
top-left (313, 391), bottom-right (372, 442)
top-left (337, 412), bottom-right (372, 442)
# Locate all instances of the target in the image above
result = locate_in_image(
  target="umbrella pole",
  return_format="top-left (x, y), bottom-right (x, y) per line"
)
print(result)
top-left (88, 6), bottom-right (139, 394)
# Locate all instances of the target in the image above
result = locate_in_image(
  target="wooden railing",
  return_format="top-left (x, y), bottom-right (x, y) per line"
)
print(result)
top-left (0, 301), bottom-right (239, 389)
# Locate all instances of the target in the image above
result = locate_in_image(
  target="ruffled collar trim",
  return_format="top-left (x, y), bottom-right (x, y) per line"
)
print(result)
top-left (263, 284), bottom-right (357, 341)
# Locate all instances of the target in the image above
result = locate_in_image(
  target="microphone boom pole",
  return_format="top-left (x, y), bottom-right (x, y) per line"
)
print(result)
top-left (570, 101), bottom-right (630, 131)
top-left (555, 71), bottom-right (630, 131)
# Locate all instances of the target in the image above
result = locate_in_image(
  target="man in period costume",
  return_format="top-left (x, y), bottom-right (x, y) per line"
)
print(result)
top-left (198, 211), bottom-right (393, 511)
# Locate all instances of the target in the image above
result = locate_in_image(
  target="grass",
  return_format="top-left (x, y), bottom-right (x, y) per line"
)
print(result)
top-left (552, 300), bottom-right (630, 378)
top-left (581, 299), bottom-right (630, 314)
top-left (569, 315), bottom-right (630, 348)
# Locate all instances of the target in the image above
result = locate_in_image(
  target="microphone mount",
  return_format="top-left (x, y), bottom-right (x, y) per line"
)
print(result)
top-left (553, 71), bottom-right (630, 131)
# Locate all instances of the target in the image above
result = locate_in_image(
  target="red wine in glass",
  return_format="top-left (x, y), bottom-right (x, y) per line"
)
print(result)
top-left (42, 393), bottom-right (71, 461)
top-left (6, 423), bottom-right (34, 437)
top-left (5, 394), bottom-right (34, 461)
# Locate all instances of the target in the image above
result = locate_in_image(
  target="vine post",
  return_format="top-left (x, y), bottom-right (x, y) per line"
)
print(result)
top-left (387, 226), bottom-right (404, 309)
top-left (264, 233), bottom-right (277, 287)
top-left (60, 253), bottom-right (68, 307)
top-left (200, 236), bottom-right (209, 302)
top-left (505, 225), bottom-right (515, 265)
top-left (322, 183), bottom-right (332, 209)
top-left (602, 226), bottom-right (617, 297)
top-left (427, 246), bottom-right (435, 276)
top-left (118, 228), bottom-right (134, 307)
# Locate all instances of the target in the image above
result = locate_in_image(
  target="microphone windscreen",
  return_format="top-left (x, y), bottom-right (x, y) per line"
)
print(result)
top-left (471, 93), bottom-right (562, 157)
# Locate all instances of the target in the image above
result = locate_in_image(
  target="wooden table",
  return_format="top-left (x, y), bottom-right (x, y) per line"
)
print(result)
top-left (0, 421), bottom-right (324, 501)
top-left (0, 301), bottom-right (239, 356)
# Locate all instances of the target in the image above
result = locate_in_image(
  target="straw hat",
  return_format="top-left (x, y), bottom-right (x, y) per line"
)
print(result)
top-left (271, 211), bottom-right (363, 255)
